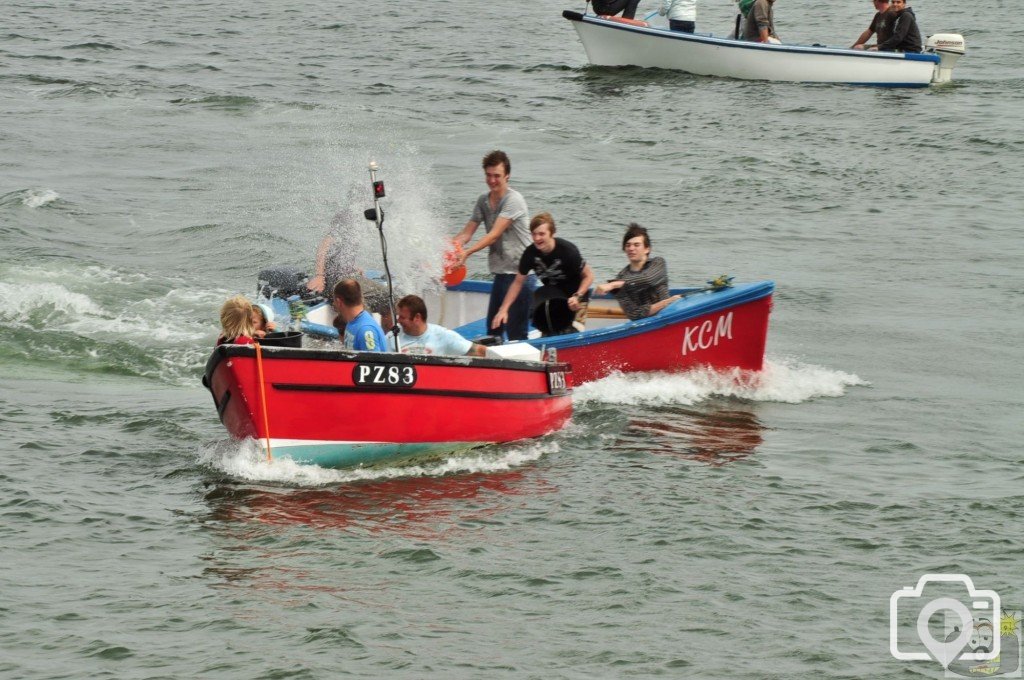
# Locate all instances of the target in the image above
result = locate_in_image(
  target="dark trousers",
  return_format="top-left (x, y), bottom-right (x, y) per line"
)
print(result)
top-left (669, 19), bottom-right (695, 33)
top-left (592, 0), bottom-right (641, 19)
top-left (488, 274), bottom-right (534, 341)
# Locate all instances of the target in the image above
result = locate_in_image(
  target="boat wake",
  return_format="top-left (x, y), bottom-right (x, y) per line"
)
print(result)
top-left (0, 188), bottom-right (61, 209)
top-left (574, 357), bottom-right (867, 406)
top-left (197, 437), bottom-right (559, 486)
top-left (0, 264), bottom-right (231, 384)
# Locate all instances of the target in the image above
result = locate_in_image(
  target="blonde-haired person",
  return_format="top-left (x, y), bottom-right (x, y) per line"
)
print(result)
top-left (217, 295), bottom-right (256, 346)
top-left (250, 303), bottom-right (276, 340)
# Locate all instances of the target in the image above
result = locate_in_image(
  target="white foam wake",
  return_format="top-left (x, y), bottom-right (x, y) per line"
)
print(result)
top-left (22, 189), bottom-right (60, 208)
top-left (0, 280), bottom-right (103, 320)
top-left (573, 357), bottom-right (868, 406)
top-left (198, 438), bottom-right (557, 486)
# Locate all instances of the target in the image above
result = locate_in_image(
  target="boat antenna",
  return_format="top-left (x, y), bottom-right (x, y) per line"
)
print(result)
top-left (365, 161), bottom-right (400, 350)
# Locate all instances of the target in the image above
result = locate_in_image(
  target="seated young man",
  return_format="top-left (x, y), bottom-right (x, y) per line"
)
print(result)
top-left (392, 295), bottom-right (486, 356)
top-left (333, 278), bottom-right (387, 352)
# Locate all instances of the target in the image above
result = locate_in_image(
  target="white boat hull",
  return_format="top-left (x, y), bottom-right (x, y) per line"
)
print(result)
top-left (564, 12), bottom-right (950, 87)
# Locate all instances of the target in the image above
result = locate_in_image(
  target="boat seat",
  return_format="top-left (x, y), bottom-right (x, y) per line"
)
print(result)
top-left (586, 305), bottom-right (628, 319)
top-left (598, 15), bottom-right (649, 27)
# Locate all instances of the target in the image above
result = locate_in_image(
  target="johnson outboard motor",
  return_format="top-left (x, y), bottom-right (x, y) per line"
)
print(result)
top-left (257, 266), bottom-right (312, 299)
top-left (925, 33), bottom-right (966, 84)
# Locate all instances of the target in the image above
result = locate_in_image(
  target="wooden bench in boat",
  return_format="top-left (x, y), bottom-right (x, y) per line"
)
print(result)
top-left (585, 305), bottom-right (627, 320)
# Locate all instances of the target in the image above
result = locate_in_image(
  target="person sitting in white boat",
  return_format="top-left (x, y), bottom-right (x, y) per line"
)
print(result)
top-left (492, 212), bottom-right (595, 337)
top-left (869, 0), bottom-right (921, 53)
top-left (591, 0), bottom-right (641, 19)
top-left (333, 278), bottom-right (388, 352)
top-left (594, 224), bottom-right (683, 320)
top-left (391, 295), bottom-right (487, 357)
top-left (852, 0), bottom-right (895, 50)
top-left (660, 0), bottom-right (697, 33)
top-left (216, 295), bottom-right (256, 346)
top-left (742, 0), bottom-right (781, 44)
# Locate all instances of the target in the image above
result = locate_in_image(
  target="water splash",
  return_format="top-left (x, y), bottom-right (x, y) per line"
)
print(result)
top-left (0, 280), bottom-right (104, 323)
top-left (198, 438), bottom-right (557, 486)
top-left (574, 357), bottom-right (868, 407)
top-left (251, 142), bottom-right (452, 298)
top-left (22, 189), bottom-right (60, 208)
top-left (0, 264), bottom-right (226, 384)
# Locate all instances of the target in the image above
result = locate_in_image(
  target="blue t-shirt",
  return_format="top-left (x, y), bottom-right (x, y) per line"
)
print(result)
top-left (393, 323), bottom-right (473, 356)
top-left (343, 310), bottom-right (387, 352)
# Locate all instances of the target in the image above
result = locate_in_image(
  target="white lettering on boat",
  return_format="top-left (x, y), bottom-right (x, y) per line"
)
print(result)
top-left (681, 312), bottom-right (733, 355)
top-left (352, 363), bottom-right (418, 387)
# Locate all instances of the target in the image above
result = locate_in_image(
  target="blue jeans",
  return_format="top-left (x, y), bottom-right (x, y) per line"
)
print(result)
top-left (669, 20), bottom-right (695, 33)
top-left (488, 274), bottom-right (535, 341)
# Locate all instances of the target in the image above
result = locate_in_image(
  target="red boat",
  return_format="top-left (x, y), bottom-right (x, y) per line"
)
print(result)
top-left (203, 345), bottom-right (572, 469)
top-left (424, 280), bottom-right (774, 384)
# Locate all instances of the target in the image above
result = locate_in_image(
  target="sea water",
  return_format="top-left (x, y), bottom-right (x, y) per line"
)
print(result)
top-left (1, 0), bottom-right (1022, 677)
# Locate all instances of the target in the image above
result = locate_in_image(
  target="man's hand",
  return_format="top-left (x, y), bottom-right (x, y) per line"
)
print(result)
top-left (307, 275), bottom-right (325, 293)
top-left (491, 309), bottom-right (508, 330)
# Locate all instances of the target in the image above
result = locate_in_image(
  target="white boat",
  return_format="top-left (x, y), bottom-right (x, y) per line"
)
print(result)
top-left (562, 11), bottom-right (965, 87)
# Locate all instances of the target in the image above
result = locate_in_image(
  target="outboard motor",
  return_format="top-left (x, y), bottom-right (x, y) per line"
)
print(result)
top-left (925, 33), bottom-right (966, 84)
top-left (257, 266), bottom-right (310, 299)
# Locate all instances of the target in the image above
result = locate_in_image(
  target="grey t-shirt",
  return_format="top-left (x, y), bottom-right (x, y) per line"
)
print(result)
top-left (470, 188), bottom-right (531, 275)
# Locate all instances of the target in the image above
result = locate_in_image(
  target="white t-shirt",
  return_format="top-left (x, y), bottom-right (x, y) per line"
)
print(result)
top-left (393, 323), bottom-right (473, 356)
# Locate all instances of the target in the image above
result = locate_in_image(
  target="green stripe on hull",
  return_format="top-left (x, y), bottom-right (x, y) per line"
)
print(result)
top-left (271, 441), bottom-right (483, 469)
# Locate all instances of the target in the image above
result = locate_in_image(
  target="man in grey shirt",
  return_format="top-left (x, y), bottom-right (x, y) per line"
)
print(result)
top-left (454, 150), bottom-right (534, 340)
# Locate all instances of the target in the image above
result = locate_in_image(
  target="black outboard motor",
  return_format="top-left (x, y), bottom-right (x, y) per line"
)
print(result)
top-left (257, 266), bottom-right (314, 299)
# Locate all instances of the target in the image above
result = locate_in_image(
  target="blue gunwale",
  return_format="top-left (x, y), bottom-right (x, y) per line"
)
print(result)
top-left (450, 280), bottom-right (775, 349)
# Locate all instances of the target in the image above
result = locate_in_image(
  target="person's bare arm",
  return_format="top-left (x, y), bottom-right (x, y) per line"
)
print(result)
top-left (460, 217), bottom-right (512, 266)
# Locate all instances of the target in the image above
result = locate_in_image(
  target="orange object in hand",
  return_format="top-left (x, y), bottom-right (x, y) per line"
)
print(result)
top-left (443, 241), bottom-right (467, 287)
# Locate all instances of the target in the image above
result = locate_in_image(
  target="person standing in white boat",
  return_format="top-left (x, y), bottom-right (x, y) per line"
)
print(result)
top-left (492, 212), bottom-right (595, 337)
top-left (743, 0), bottom-right (780, 43)
top-left (391, 295), bottom-right (487, 357)
top-left (869, 0), bottom-right (921, 53)
top-left (660, 0), bottom-right (697, 33)
top-left (852, 0), bottom-right (895, 50)
top-left (591, 0), bottom-right (641, 19)
top-left (453, 150), bottom-right (534, 341)
top-left (594, 224), bottom-right (683, 320)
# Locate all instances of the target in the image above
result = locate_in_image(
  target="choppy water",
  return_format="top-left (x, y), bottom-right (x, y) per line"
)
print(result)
top-left (2, 0), bottom-right (1022, 677)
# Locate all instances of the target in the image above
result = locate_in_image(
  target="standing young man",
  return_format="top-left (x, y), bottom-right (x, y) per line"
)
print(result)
top-left (491, 212), bottom-right (594, 337)
top-left (454, 150), bottom-right (533, 341)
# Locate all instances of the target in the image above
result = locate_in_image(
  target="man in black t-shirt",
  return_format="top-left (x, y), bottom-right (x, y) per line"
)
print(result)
top-left (852, 0), bottom-right (895, 49)
top-left (491, 212), bottom-right (595, 336)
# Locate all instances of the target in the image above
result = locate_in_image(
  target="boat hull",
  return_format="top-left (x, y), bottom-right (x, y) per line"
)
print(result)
top-left (204, 347), bottom-right (572, 468)
top-left (441, 280), bottom-right (774, 384)
top-left (564, 12), bottom-right (942, 87)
